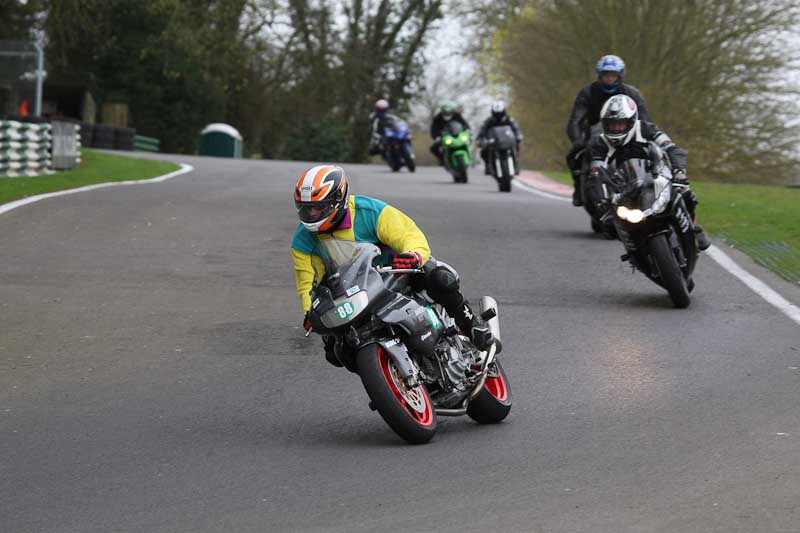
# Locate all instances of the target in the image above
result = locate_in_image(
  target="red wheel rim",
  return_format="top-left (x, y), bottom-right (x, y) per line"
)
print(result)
top-left (484, 368), bottom-right (508, 402)
top-left (377, 348), bottom-right (434, 426)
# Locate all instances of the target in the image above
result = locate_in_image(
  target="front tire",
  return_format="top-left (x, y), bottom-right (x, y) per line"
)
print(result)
top-left (498, 156), bottom-right (512, 192)
top-left (649, 233), bottom-right (691, 308)
top-left (357, 345), bottom-right (437, 444)
top-left (403, 144), bottom-right (416, 172)
top-left (455, 154), bottom-right (469, 183)
top-left (467, 359), bottom-right (512, 424)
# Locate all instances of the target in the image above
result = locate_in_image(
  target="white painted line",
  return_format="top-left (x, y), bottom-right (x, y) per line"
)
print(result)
top-left (515, 175), bottom-right (800, 328)
top-left (513, 179), bottom-right (572, 202)
top-left (707, 245), bottom-right (800, 327)
top-left (0, 163), bottom-right (194, 217)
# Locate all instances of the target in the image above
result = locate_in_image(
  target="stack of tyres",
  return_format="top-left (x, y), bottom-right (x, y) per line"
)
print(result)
top-left (114, 127), bottom-right (136, 151)
top-left (92, 124), bottom-right (114, 149)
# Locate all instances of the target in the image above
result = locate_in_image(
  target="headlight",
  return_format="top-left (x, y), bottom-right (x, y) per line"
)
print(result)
top-left (616, 206), bottom-right (645, 223)
top-left (445, 138), bottom-right (453, 145)
top-left (459, 134), bottom-right (468, 142)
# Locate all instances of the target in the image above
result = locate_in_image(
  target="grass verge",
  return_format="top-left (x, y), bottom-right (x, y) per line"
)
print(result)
top-left (692, 182), bottom-right (800, 284)
top-left (541, 169), bottom-right (800, 285)
top-left (542, 170), bottom-right (573, 186)
top-left (0, 149), bottom-right (180, 206)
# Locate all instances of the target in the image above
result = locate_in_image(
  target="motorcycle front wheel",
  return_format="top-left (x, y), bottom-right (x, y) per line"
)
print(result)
top-left (357, 345), bottom-right (437, 444)
top-left (403, 144), bottom-right (416, 173)
top-left (497, 155), bottom-right (512, 192)
top-left (649, 233), bottom-right (691, 308)
top-left (454, 153), bottom-right (468, 183)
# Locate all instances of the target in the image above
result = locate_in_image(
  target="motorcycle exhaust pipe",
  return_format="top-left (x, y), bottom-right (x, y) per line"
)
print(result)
top-left (477, 296), bottom-right (501, 346)
top-left (435, 408), bottom-right (467, 417)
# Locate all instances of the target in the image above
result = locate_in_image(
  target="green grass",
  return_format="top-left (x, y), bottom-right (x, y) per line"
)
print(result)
top-left (542, 170), bottom-right (573, 186)
top-left (541, 169), bottom-right (800, 284)
top-left (692, 182), bottom-right (800, 284)
top-left (0, 149), bottom-right (180, 205)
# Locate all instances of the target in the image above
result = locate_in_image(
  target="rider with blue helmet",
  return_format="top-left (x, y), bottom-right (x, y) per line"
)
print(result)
top-left (565, 55), bottom-right (651, 206)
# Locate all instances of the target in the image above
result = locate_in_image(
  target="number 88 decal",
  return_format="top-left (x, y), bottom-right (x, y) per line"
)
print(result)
top-left (336, 301), bottom-right (355, 319)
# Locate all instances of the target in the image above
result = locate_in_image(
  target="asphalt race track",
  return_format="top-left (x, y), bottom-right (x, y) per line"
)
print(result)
top-left (2, 155), bottom-right (799, 532)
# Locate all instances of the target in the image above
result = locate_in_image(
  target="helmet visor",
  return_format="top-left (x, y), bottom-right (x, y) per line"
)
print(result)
top-left (296, 200), bottom-right (335, 223)
top-left (604, 118), bottom-right (634, 135)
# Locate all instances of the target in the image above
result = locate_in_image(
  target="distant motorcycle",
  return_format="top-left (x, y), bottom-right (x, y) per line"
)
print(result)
top-left (601, 155), bottom-right (700, 308)
top-left (305, 239), bottom-right (512, 444)
top-left (480, 125), bottom-right (518, 192)
top-left (381, 117), bottom-right (416, 173)
top-left (440, 121), bottom-right (472, 183)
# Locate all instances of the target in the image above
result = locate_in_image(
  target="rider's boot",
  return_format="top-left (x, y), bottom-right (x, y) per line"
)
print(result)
top-left (694, 225), bottom-right (711, 251)
top-left (454, 301), bottom-right (494, 352)
top-left (571, 170), bottom-right (583, 206)
top-left (323, 336), bottom-right (343, 367)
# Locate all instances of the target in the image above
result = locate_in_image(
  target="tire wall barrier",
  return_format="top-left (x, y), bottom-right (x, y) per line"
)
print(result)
top-left (0, 120), bottom-right (85, 177)
top-left (0, 121), bottom-right (50, 177)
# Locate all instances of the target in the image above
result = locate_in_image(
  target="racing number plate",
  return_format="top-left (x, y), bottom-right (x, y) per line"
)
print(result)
top-left (335, 301), bottom-right (356, 319)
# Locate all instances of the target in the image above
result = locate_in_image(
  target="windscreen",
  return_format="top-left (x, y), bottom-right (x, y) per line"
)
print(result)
top-left (312, 239), bottom-right (381, 297)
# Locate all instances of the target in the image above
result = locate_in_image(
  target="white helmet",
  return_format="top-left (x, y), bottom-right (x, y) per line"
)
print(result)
top-left (600, 94), bottom-right (638, 147)
top-left (491, 100), bottom-right (507, 119)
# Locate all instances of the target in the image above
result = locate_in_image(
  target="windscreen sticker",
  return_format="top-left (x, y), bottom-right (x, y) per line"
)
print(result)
top-left (345, 285), bottom-right (360, 297)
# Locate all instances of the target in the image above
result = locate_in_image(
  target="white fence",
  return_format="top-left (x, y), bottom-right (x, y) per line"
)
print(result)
top-left (0, 120), bottom-right (81, 178)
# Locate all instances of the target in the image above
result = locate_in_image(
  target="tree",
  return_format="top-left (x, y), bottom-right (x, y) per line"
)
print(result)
top-left (0, 0), bottom-right (42, 40)
top-left (486, 0), bottom-right (800, 183)
top-left (44, 0), bottom-right (259, 153)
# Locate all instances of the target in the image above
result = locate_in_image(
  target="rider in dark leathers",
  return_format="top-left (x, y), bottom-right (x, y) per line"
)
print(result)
top-left (588, 94), bottom-right (711, 251)
top-left (430, 101), bottom-right (470, 164)
top-left (476, 101), bottom-right (523, 175)
top-left (566, 55), bottom-right (650, 205)
top-left (368, 99), bottom-right (402, 156)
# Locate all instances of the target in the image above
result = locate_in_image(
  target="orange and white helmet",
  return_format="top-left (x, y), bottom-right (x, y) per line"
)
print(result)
top-left (294, 165), bottom-right (350, 233)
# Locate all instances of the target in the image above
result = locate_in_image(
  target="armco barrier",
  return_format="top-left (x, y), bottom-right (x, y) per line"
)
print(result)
top-left (0, 120), bottom-right (81, 177)
top-left (134, 134), bottom-right (160, 152)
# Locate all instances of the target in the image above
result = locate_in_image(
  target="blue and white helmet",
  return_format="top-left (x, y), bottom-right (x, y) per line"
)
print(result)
top-left (596, 55), bottom-right (625, 93)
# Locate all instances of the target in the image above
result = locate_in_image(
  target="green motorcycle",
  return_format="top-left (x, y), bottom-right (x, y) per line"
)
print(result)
top-left (440, 121), bottom-right (472, 183)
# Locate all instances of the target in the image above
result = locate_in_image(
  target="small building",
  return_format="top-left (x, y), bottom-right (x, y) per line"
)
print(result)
top-left (198, 123), bottom-right (242, 158)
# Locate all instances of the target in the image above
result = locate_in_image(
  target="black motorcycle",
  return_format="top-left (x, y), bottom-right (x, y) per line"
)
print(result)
top-left (305, 239), bottom-right (512, 444)
top-left (481, 125), bottom-right (518, 192)
top-left (600, 156), bottom-right (699, 308)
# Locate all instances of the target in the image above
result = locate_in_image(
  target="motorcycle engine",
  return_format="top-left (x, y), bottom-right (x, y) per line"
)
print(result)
top-left (428, 337), bottom-right (482, 408)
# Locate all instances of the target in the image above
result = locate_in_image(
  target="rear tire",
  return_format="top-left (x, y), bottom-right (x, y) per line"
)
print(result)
top-left (649, 233), bottom-right (691, 308)
top-left (357, 345), bottom-right (437, 444)
top-left (467, 359), bottom-right (512, 424)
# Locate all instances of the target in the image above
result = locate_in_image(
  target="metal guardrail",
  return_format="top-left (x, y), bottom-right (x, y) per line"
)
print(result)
top-left (134, 134), bottom-right (160, 152)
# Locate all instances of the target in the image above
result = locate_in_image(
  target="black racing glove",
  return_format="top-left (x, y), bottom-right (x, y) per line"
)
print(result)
top-left (673, 170), bottom-right (689, 185)
top-left (302, 312), bottom-right (312, 333)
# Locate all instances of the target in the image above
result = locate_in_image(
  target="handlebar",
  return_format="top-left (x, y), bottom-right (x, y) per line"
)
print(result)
top-left (375, 267), bottom-right (424, 274)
